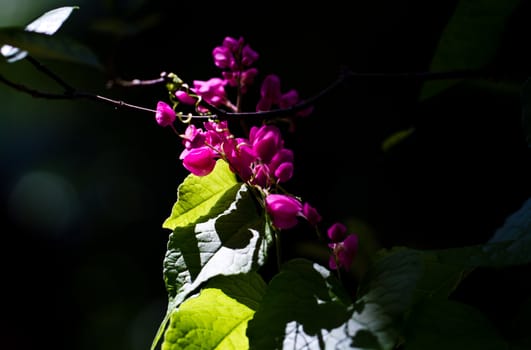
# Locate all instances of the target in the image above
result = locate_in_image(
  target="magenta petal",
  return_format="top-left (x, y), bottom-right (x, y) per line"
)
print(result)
top-left (260, 74), bottom-right (281, 102)
top-left (327, 222), bottom-right (347, 242)
top-left (343, 234), bottom-right (359, 253)
top-left (175, 91), bottom-right (197, 105)
top-left (182, 147), bottom-right (217, 176)
top-left (265, 194), bottom-right (302, 230)
top-left (302, 202), bottom-right (322, 226)
top-left (155, 101), bottom-right (176, 127)
top-left (328, 255), bottom-right (338, 270)
top-left (274, 162), bottom-right (293, 183)
top-left (337, 235), bottom-right (358, 271)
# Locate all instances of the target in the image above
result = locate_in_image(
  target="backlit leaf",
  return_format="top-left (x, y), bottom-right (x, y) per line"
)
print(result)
top-left (0, 29), bottom-right (102, 68)
top-left (162, 288), bottom-right (254, 350)
top-left (419, 0), bottom-right (520, 100)
top-left (162, 160), bottom-right (239, 230)
top-left (1, 6), bottom-right (79, 62)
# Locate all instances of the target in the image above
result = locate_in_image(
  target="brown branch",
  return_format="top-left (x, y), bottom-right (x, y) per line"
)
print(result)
top-left (0, 72), bottom-right (157, 112)
top-left (0, 56), bottom-right (505, 120)
top-left (106, 73), bottom-right (167, 89)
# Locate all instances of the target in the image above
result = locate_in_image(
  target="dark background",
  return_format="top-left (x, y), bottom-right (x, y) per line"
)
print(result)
top-left (1, 1), bottom-right (531, 349)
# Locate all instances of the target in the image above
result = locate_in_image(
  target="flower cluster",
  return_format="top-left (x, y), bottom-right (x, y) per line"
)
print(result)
top-left (155, 36), bottom-right (358, 271)
top-left (213, 36), bottom-right (259, 94)
top-left (178, 119), bottom-right (316, 231)
top-left (257, 74), bottom-right (313, 117)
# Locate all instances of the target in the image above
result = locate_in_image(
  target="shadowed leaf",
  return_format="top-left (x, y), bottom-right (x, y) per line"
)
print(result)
top-left (403, 300), bottom-right (508, 350)
top-left (420, 0), bottom-right (520, 100)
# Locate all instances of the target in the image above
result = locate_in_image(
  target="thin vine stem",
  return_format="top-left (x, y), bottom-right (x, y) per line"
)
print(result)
top-left (0, 55), bottom-right (501, 121)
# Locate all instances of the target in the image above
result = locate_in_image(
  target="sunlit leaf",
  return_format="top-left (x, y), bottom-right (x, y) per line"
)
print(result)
top-left (162, 160), bottom-right (239, 230)
top-left (163, 184), bottom-right (267, 300)
top-left (419, 0), bottom-right (520, 100)
top-left (0, 29), bottom-right (102, 68)
top-left (206, 272), bottom-right (267, 311)
top-left (162, 288), bottom-right (254, 350)
top-left (1, 6), bottom-right (79, 62)
top-left (153, 183), bottom-right (269, 350)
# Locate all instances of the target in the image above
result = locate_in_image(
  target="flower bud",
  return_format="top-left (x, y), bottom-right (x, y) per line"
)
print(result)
top-left (155, 101), bottom-right (176, 127)
top-left (265, 194), bottom-right (302, 230)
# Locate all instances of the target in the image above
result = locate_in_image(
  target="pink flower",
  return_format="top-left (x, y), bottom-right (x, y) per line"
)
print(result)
top-left (265, 194), bottom-right (303, 230)
top-left (270, 148), bottom-right (294, 183)
top-left (212, 36), bottom-right (259, 71)
top-left (274, 162), bottom-right (293, 183)
top-left (241, 44), bottom-right (259, 67)
top-left (250, 163), bottom-right (270, 188)
top-left (192, 78), bottom-right (228, 107)
top-left (302, 202), bottom-right (322, 226)
top-left (328, 235), bottom-right (358, 271)
top-left (212, 45), bottom-right (233, 69)
top-left (327, 222), bottom-right (348, 242)
top-left (256, 74), bottom-right (313, 117)
top-left (181, 124), bottom-right (206, 150)
top-left (222, 138), bottom-right (256, 182)
top-left (175, 90), bottom-right (197, 105)
top-left (155, 101), bottom-right (176, 127)
top-left (256, 74), bottom-right (281, 111)
top-left (249, 124), bottom-right (284, 163)
top-left (327, 222), bottom-right (358, 271)
top-left (181, 146), bottom-right (218, 176)
top-left (222, 36), bottom-right (242, 51)
top-left (222, 68), bottom-right (258, 93)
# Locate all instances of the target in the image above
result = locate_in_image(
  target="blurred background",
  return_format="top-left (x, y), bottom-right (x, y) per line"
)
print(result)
top-left (1, 1), bottom-right (531, 349)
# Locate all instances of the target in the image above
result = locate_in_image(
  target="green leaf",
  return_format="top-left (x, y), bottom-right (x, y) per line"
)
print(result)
top-left (350, 248), bottom-right (424, 349)
top-left (412, 250), bottom-right (470, 301)
top-left (381, 127), bottom-right (415, 152)
top-left (521, 79), bottom-right (531, 148)
top-left (247, 253), bottom-right (423, 350)
top-left (163, 183), bottom-right (267, 302)
top-left (0, 6), bottom-right (79, 62)
top-left (403, 299), bottom-right (509, 350)
top-left (247, 259), bottom-right (356, 350)
top-left (425, 197), bottom-right (531, 269)
top-left (162, 288), bottom-right (254, 350)
top-left (0, 29), bottom-right (102, 68)
top-left (163, 160), bottom-right (239, 230)
top-left (205, 272), bottom-right (267, 311)
top-left (412, 197), bottom-right (531, 302)
top-left (154, 164), bottom-right (271, 350)
top-left (419, 0), bottom-right (520, 100)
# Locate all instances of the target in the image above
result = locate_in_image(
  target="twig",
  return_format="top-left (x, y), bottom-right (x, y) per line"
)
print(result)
top-left (0, 56), bottom-right (500, 120)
